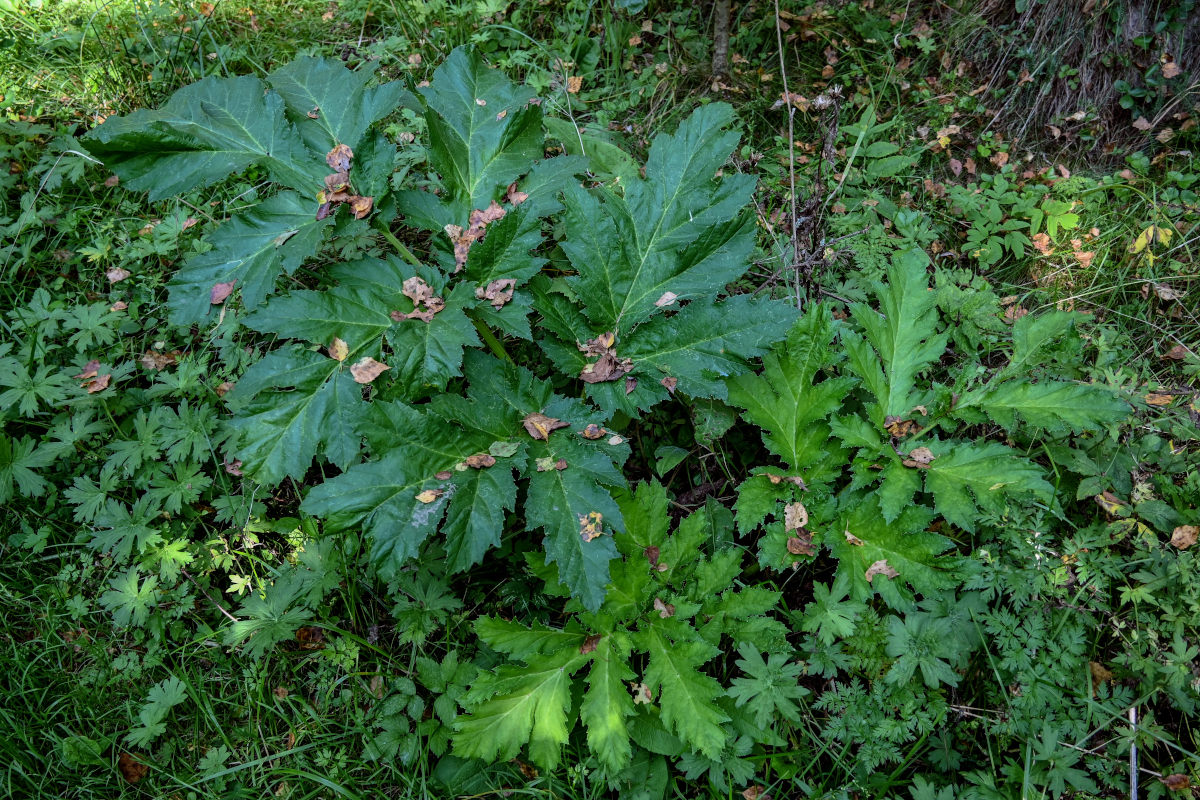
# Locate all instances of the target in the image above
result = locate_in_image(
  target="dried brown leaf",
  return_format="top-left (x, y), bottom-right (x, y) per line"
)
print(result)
top-left (349, 357), bottom-right (390, 384)
top-left (474, 278), bottom-right (516, 309)
top-left (210, 280), bottom-right (236, 304)
top-left (580, 634), bottom-right (602, 655)
top-left (581, 424), bottom-right (606, 440)
top-left (326, 143), bottom-right (354, 172)
top-left (653, 597), bottom-right (676, 618)
top-left (1170, 525), bottom-right (1198, 549)
top-left (784, 502), bottom-right (808, 532)
top-left (415, 489), bottom-right (443, 504)
top-left (523, 412), bottom-right (569, 441)
top-left (465, 453), bottom-right (497, 469)
top-left (118, 752), bottom-right (149, 784)
top-left (865, 559), bottom-right (899, 582)
top-left (106, 267), bottom-right (131, 284)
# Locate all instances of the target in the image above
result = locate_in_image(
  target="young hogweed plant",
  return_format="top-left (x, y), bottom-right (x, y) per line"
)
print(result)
top-left (728, 248), bottom-right (1130, 608)
top-left (84, 47), bottom-right (796, 610)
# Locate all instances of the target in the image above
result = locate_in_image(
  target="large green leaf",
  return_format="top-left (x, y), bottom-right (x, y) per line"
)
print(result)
top-left (417, 46), bottom-right (543, 218)
top-left (539, 292), bottom-right (797, 416)
top-left (527, 425), bottom-right (626, 612)
top-left (634, 624), bottom-right (728, 759)
top-left (454, 645), bottom-right (589, 770)
top-left (244, 285), bottom-right (394, 350)
top-left (168, 191), bottom-right (332, 324)
top-left (727, 306), bottom-right (854, 476)
top-left (83, 75), bottom-right (322, 199)
top-left (555, 103), bottom-right (756, 331)
top-left (225, 348), bottom-right (363, 483)
top-left (922, 440), bottom-right (1054, 532)
top-left (827, 496), bottom-right (954, 606)
top-left (960, 380), bottom-right (1129, 435)
top-left (581, 632), bottom-right (636, 773)
top-left (847, 248), bottom-right (948, 421)
top-left (268, 57), bottom-right (414, 153)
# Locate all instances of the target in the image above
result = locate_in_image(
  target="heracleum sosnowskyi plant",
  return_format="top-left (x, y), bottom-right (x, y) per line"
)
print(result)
top-left (83, 46), bottom-right (796, 611)
top-left (728, 248), bottom-right (1131, 607)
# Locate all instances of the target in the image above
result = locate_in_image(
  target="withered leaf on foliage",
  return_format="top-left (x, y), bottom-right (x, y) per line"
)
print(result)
top-left (464, 453), bottom-right (497, 469)
top-left (624, 375), bottom-right (637, 394)
top-left (766, 473), bottom-right (807, 488)
top-left (579, 331), bottom-right (615, 356)
top-left (118, 752), bottom-right (149, 784)
top-left (216, 381), bottom-right (235, 397)
top-left (505, 181), bottom-right (528, 206)
top-left (447, 201), bottom-right (507, 272)
top-left (324, 171), bottom-right (350, 192)
top-left (844, 530), bottom-right (865, 546)
top-left (1161, 344), bottom-right (1191, 361)
top-left (295, 626), bottom-right (325, 649)
top-left (653, 597), bottom-right (676, 618)
top-left (580, 634), bottom-right (602, 655)
top-left (884, 415), bottom-right (916, 437)
top-left (1094, 491), bottom-right (1127, 516)
top-left (515, 759), bottom-right (538, 780)
top-left (786, 531), bottom-right (815, 556)
top-left (630, 682), bottom-right (653, 704)
top-left (784, 502), bottom-right (808, 532)
top-left (579, 511), bottom-right (604, 542)
top-left (474, 278), bottom-right (516, 309)
top-left (416, 489), bottom-right (444, 504)
top-left (1171, 525), bottom-right (1198, 550)
top-left (328, 337), bottom-right (349, 362)
top-left (903, 446), bottom-right (936, 469)
top-left (394, 276), bottom-right (446, 322)
top-left (85, 374), bottom-right (111, 393)
top-left (326, 143), bottom-right (354, 172)
top-left (435, 470), bottom-right (453, 480)
top-left (654, 291), bottom-right (678, 307)
top-left (1003, 304), bottom-right (1029, 324)
top-left (349, 357), bottom-right (390, 384)
top-left (522, 412), bottom-right (569, 441)
top-left (1144, 392), bottom-right (1173, 407)
top-left (210, 280), bottom-right (236, 305)
top-left (660, 376), bottom-right (677, 394)
top-left (581, 424), bottom-right (606, 440)
top-left (581, 352), bottom-right (633, 384)
top-left (140, 350), bottom-right (180, 371)
top-left (644, 545), bottom-right (661, 567)
top-left (1162, 774), bottom-right (1191, 791)
top-left (106, 267), bottom-right (131, 284)
top-left (865, 559), bottom-right (899, 582)
top-left (74, 360), bottom-right (101, 381)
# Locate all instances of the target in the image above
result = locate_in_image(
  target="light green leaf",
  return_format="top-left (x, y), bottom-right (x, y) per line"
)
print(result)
top-left (454, 645), bottom-right (588, 770)
top-left (581, 632), bottom-right (636, 772)
top-left (922, 441), bottom-right (1054, 532)
top-left (635, 625), bottom-right (728, 759)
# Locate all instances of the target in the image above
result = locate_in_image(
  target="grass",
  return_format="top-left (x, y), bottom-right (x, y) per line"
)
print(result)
top-left (2, 0), bottom-right (1198, 797)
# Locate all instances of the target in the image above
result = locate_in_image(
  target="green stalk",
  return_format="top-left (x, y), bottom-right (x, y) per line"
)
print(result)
top-left (471, 315), bottom-right (512, 362)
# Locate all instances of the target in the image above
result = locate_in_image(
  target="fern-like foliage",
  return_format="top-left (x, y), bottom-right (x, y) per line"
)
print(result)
top-left (453, 481), bottom-right (788, 773)
top-left (727, 248), bottom-right (1129, 604)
